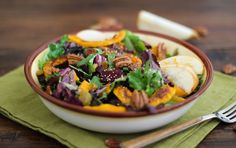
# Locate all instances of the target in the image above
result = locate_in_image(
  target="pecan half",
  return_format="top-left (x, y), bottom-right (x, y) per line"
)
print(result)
top-left (104, 138), bottom-right (121, 148)
top-left (223, 64), bottom-right (236, 74)
top-left (46, 85), bottom-right (52, 95)
top-left (90, 16), bottom-right (123, 30)
top-left (131, 90), bottom-right (149, 110)
top-left (113, 54), bottom-right (142, 70)
top-left (152, 43), bottom-right (167, 61)
top-left (193, 26), bottom-right (208, 38)
top-left (113, 55), bottom-right (132, 68)
top-left (67, 54), bottom-right (83, 65)
top-left (100, 46), bottom-right (117, 55)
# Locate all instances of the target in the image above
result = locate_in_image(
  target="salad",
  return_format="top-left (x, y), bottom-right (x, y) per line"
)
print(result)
top-left (36, 30), bottom-right (204, 113)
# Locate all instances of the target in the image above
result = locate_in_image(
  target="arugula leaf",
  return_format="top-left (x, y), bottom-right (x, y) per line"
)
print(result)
top-left (77, 49), bottom-right (102, 67)
top-left (96, 48), bottom-right (103, 54)
top-left (90, 76), bottom-right (103, 88)
top-left (77, 48), bottom-right (103, 74)
top-left (38, 35), bottom-right (68, 70)
top-left (107, 53), bottom-right (116, 69)
top-left (77, 54), bottom-right (96, 67)
top-left (122, 31), bottom-right (146, 52)
top-left (98, 92), bottom-right (108, 100)
top-left (69, 65), bottom-right (91, 77)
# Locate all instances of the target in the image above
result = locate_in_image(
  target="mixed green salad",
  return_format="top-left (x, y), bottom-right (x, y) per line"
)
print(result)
top-left (36, 30), bottom-right (201, 113)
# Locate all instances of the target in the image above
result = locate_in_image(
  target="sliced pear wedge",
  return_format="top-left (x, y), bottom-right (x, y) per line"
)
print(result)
top-left (137, 10), bottom-right (202, 40)
top-left (76, 29), bottom-right (107, 41)
top-left (161, 64), bottom-right (199, 96)
top-left (160, 55), bottom-right (204, 75)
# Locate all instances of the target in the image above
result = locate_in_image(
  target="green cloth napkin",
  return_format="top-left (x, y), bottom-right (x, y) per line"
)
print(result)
top-left (0, 66), bottom-right (236, 148)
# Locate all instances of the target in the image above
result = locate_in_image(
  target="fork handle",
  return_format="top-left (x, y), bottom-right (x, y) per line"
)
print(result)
top-left (120, 115), bottom-right (214, 148)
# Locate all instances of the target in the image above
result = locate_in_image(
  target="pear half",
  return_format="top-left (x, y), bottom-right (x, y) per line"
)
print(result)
top-left (137, 10), bottom-right (199, 40)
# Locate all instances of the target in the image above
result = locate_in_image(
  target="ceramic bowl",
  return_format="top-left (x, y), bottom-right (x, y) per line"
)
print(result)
top-left (24, 30), bottom-right (213, 133)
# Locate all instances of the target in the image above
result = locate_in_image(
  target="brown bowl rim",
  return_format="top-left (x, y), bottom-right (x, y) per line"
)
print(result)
top-left (24, 29), bottom-right (213, 118)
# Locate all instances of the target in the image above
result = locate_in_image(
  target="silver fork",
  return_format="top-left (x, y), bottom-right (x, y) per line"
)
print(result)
top-left (119, 101), bottom-right (236, 148)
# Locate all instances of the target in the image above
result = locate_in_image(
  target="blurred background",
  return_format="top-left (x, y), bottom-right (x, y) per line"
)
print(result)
top-left (0, 0), bottom-right (235, 73)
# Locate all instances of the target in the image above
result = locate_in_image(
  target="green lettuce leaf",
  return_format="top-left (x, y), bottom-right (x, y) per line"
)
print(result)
top-left (90, 76), bottom-right (103, 88)
top-left (127, 60), bottom-right (163, 96)
top-left (122, 31), bottom-right (146, 52)
top-left (38, 35), bottom-right (68, 70)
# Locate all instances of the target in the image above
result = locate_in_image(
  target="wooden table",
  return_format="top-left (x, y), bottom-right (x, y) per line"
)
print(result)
top-left (0, 0), bottom-right (236, 147)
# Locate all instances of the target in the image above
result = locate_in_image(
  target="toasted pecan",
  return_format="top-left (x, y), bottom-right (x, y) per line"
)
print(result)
top-left (131, 90), bottom-right (149, 110)
top-left (113, 54), bottom-right (142, 70)
top-left (67, 54), bottom-right (83, 65)
top-left (113, 55), bottom-right (132, 68)
top-left (223, 64), bottom-right (236, 74)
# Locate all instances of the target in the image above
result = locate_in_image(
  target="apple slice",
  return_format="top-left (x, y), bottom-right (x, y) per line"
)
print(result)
top-left (160, 55), bottom-right (204, 75)
top-left (161, 64), bottom-right (199, 96)
top-left (76, 29), bottom-right (107, 41)
top-left (137, 10), bottom-right (207, 40)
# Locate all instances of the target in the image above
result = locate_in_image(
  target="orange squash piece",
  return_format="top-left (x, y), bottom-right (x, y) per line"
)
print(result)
top-left (175, 86), bottom-right (188, 97)
top-left (73, 71), bottom-right (79, 81)
top-left (113, 86), bottom-right (132, 105)
top-left (105, 84), bottom-right (112, 94)
top-left (149, 85), bottom-right (176, 107)
top-left (83, 104), bottom-right (126, 112)
top-left (69, 30), bottom-right (126, 47)
top-left (79, 80), bottom-right (96, 91)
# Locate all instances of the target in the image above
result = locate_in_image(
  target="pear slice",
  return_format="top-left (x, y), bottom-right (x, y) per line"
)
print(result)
top-left (161, 64), bottom-right (199, 96)
top-left (76, 29), bottom-right (107, 41)
top-left (160, 55), bottom-right (204, 75)
top-left (137, 10), bottom-right (201, 40)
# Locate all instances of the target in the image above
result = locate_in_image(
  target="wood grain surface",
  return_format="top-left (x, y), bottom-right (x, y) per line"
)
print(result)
top-left (0, 0), bottom-right (236, 147)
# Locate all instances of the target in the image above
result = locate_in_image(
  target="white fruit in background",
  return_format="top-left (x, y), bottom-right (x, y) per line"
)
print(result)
top-left (76, 29), bottom-right (107, 41)
top-left (160, 55), bottom-right (204, 75)
top-left (161, 64), bottom-right (199, 96)
top-left (137, 10), bottom-right (200, 40)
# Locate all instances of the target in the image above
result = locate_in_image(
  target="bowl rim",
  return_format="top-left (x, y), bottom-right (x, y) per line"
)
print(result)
top-left (24, 29), bottom-right (213, 118)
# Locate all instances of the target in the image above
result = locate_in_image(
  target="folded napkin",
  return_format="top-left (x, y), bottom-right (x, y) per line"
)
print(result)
top-left (0, 66), bottom-right (236, 148)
